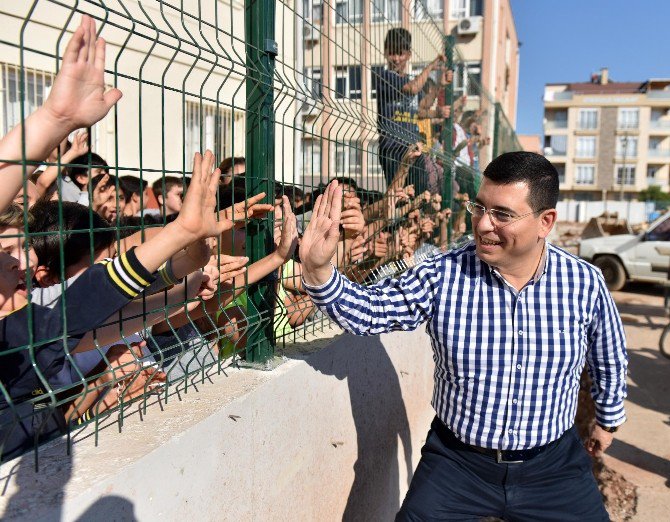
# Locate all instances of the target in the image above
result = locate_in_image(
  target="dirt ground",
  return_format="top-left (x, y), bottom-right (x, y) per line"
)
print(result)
top-left (606, 282), bottom-right (670, 520)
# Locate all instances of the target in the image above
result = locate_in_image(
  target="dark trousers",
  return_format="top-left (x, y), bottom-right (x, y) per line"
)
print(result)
top-left (396, 417), bottom-right (609, 522)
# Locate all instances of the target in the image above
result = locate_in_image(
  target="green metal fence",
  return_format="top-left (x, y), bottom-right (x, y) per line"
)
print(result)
top-left (0, 0), bottom-right (520, 465)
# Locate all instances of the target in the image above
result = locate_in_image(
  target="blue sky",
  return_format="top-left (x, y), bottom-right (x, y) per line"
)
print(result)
top-left (510, 0), bottom-right (669, 136)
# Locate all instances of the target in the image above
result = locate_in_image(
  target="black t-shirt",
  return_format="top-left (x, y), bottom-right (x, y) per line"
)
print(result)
top-left (375, 68), bottom-right (423, 149)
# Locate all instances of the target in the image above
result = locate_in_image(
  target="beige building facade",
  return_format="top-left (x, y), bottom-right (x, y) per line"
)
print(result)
top-left (298, 0), bottom-right (520, 190)
top-left (0, 1), bottom-right (297, 184)
top-left (544, 69), bottom-right (670, 200)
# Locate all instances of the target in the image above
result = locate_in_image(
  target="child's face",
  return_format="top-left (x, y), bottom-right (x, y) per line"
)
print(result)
top-left (386, 50), bottom-right (411, 74)
top-left (0, 227), bottom-right (37, 312)
top-left (163, 185), bottom-right (184, 215)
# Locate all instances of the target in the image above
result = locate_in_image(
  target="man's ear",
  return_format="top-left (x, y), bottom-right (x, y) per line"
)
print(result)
top-left (132, 193), bottom-right (140, 204)
top-left (539, 209), bottom-right (558, 239)
top-left (34, 265), bottom-right (58, 287)
top-left (157, 195), bottom-right (164, 207)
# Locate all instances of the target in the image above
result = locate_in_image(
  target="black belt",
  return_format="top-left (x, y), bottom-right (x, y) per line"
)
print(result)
top-left (431, 417), bottom-right (567, 464)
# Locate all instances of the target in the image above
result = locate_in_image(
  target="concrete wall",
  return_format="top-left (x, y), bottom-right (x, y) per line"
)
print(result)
top-left (0, 328), bottom-right (436, 521)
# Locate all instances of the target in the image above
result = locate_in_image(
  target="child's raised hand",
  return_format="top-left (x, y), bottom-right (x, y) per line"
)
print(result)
top-left (275, 195), bottom-right (298, 262)
top-left (42, 15), bottom-right (122, 131)
top-left (175, 151), bottom-right (233, 242)
top-left (221, 191), bottom-right (275, 228)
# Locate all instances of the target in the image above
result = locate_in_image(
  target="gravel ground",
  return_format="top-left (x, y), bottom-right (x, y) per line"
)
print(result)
top-left (605, 283), bottom-right (670, 520)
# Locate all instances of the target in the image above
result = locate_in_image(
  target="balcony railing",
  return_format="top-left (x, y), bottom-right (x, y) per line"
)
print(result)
top-left (648, 91), bottom-right (670, 99)
top-left (544, 120), bottom-right (568, 130)
top-left (650, 120), bottom-right (670, 130)
top-left (648, 149), bottom-right (670, 159)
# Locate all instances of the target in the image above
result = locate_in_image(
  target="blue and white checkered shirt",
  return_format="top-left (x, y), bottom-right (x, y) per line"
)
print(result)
top-left (304, 242), bottom-right (627, 450)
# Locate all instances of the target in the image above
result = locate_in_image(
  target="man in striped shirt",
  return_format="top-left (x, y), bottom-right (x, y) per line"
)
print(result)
top-left (301, 152), bottom-right (625, 520)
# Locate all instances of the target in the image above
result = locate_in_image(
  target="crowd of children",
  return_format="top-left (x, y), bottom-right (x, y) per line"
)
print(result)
top-left (0, 16), bottom-right (473, 462)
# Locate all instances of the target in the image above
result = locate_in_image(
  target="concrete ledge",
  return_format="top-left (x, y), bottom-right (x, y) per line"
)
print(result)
top-left (0, 327), bottom-right (436, 521)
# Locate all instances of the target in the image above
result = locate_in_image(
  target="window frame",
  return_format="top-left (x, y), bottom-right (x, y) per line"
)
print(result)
top-left (617, 107), bottom-right (640, 130)
top-left (574, 164), bottom-right (595, 185)
top-left (575, 136), bottom-right (597, 159)
top-left (577, 108), bottom-right (598, 130)
top-left (615, 164), bottom-right (636, 186)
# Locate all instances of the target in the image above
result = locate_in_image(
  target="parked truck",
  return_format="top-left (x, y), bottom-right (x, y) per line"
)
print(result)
top-left (578, 212), bottom-right (670, 291)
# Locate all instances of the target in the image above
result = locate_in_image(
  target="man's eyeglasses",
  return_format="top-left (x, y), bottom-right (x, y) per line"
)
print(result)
top-left (465, 201), bottom-right (546, 227)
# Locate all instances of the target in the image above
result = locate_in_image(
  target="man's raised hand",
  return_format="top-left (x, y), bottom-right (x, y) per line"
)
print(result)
top-left (301, 180), bottom-right (343, 285)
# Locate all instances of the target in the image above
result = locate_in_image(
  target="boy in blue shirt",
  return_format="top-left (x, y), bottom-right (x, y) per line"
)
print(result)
top-left (375, 28), bottom-right (450, 192)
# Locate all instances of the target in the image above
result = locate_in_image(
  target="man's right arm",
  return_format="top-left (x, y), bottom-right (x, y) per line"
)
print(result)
top-left (303, 256), bottom-right (444, 336)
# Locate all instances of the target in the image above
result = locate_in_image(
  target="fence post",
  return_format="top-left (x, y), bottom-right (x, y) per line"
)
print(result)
top-left (492, 102), bottom-right (500, 159)
top-left (441, 35), bottom-right (455, 244)
top-left (245, 0), bottom-right (277, 363)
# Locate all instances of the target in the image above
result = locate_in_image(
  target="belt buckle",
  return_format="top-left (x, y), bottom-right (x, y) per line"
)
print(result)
top-left (496, 449), bottom-right (524, 464)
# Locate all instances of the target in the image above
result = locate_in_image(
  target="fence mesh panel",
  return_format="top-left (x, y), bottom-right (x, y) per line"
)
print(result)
top-left (0, 0), bottom-right (519, 465)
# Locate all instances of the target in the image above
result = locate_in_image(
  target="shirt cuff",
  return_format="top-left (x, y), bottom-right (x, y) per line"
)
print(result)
top-left (594, 402), bottom-right (626, 428)
top-left (302, 265), bottom-right (344, 306)
top-left (105, 247), bottom-right (157, 299)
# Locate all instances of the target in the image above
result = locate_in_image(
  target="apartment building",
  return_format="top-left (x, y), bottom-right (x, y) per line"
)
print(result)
top-left (543, 69), bottom-right (670, 200)
top-left (299, 0), bottom-right (519, 189)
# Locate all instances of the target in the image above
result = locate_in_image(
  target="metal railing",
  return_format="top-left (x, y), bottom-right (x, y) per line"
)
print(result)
top-left (0, 0), bottom-right (520, 465)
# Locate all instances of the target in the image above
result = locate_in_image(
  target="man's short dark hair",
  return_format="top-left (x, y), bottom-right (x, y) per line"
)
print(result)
top-left (384, 28), bottom-right (411, 55)
top-left (30, 201), bottom-right (114, 278)
top-left (482, 152), bottom-right (559, 211)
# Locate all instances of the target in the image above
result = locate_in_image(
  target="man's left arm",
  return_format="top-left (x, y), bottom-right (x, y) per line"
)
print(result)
top-left (585, 280), bottom-right (628, 457)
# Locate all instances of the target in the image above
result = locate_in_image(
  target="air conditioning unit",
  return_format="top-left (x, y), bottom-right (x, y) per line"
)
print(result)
top-left (457, 16), bottom-right (482, 36)
top-left (303, 24), bottom-right (319, 43)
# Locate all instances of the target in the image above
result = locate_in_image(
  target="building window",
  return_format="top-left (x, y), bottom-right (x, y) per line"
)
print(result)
top-left (302, 139), bottom-right (321, 179)
top-left (451, 0), bottom-right (483, 18)
top-left (370, 65), bottom-right (386, 100)
top-left (184, 101), bottom-right (244, 167)
top-left (335, 0), bottom-right (362, 24)
top-left (575, 136), bottom-right (596, 158)
top-left (616, 136), bottom-right (637, 157)
top-left (303, 67), bottom-right (322, 99)
top-left (574, 164), bottom-right (595, 185)
top-left (303, 0), bottom-right (323, 23)
top-left (372, 0), bottom-right (401, 22)
top-left (2, 64), bottom-right (54, 135)
top-left (554, 164), bottom-right (566, 184)
top-left (335, 66), bottom-right (362, 99)
top-left (615, 165), bottom-right (636, 186)
top-left (335, 141), bottom-right (362, 175)
top-left (414, 0), bottom-right (444, 20)
top-left (544, 135), bottom-right (567, 155)
top-left (647, 165), bottom-right (659, 185)
top-left (453, 61), bottom-right (482, 98)
top-left (577, 108), bottom-right (598, 130)
top-left (617, 108), bottom-right (639, 129)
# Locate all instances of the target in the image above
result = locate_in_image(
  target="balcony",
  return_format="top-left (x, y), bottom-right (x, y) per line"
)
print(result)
top-left (544, 120), bottom-right (568, 130)
top-left (648, 149), bottom-right (670, 159)
top-left (544, 147), bottom-right (567, 157)
top-left (648, 91), bottom-right (670, 99)
top-left (650, 120), bottom-right (670, 131)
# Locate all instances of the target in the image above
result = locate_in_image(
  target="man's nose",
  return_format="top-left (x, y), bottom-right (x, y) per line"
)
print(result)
top-left (474, 211), bottom-right (495, 233)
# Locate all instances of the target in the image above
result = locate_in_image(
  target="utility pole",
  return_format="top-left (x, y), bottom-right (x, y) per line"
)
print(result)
top-left (619, 131), bottom-right (629, 202)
